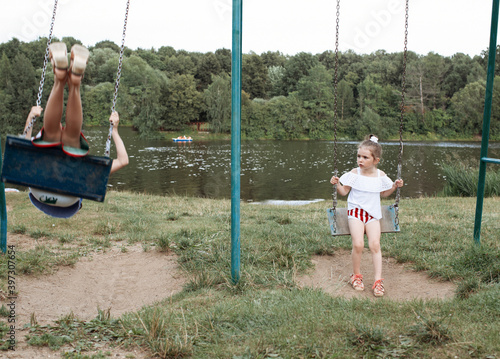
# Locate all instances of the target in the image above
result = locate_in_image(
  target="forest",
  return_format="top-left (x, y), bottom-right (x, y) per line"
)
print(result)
top-left (0, 36), bottom-right (499, 140)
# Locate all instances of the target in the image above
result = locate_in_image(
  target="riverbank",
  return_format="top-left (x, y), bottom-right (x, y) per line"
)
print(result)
top-left (1, 192), bottom-right (499, 357)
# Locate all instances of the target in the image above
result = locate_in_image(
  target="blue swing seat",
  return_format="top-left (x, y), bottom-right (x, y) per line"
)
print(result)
top-left (1, 135), bottom-right (112, 202)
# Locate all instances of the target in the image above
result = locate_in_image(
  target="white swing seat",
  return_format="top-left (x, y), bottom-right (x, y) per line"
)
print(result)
top-left (326, 205), bottom-right (400, 236)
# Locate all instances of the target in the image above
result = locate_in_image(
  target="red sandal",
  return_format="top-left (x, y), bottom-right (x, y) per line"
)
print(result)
top-left (350, 274), bottom-right (364, 291)
top-left (372, 279), bottom-right (385, 297)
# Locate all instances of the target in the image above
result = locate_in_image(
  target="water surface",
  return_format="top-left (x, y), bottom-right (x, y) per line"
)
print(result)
top-left (79, 127), bottom-right (500, 201)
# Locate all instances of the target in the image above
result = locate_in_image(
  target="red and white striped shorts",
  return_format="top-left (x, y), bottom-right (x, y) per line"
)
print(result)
top-left (348, 208), bottom-right (376, 224)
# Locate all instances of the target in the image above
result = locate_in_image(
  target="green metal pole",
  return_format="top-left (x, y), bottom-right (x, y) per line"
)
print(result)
top-left (0, 138), bottom-right (7, 253)
top-left (473, 0), bottom-right (499, 245)
top-left (231, 0), bottom-right (242, 283)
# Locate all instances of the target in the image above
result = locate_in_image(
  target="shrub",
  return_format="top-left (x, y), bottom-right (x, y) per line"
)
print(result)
top-left (441, 161), bottom-right (500, 197)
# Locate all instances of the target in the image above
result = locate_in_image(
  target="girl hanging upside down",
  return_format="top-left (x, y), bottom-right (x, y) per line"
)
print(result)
top-left (23, 42), bottom-right (129, 218)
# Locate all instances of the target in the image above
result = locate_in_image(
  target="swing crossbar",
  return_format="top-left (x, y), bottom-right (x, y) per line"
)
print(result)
top-left (326, 205), bottom-right (400, 236)
top-left (1, 136), bottom-right (112, 202)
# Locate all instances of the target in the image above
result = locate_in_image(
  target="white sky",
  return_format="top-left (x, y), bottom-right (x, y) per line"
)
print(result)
top-left (0, 0), bottom-right (497, 57)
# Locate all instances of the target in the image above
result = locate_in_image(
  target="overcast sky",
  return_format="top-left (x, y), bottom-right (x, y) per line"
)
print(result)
top-left (1, 0), bottom-right (497, 57)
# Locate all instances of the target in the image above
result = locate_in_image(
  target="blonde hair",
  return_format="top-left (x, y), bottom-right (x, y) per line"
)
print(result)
top-left (359, 134), bottom-right (382, 160)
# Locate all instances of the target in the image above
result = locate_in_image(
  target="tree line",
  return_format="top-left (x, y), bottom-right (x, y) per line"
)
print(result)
top-left (1, 37), bottom-right (499, 140)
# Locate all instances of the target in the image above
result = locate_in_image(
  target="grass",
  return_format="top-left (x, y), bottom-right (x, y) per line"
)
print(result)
top-left (441, 160), bottom-right (500, 197)
top-left (0, 191), bottom-right (499, 358)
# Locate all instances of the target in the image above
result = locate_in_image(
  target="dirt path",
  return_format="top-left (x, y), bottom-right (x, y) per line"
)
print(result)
top-left (3, 236), bottom-right (186, 359)
top-left (16, 245), bottom-right (185, 325)
top-left (297, 249), bottom-right (456, 300)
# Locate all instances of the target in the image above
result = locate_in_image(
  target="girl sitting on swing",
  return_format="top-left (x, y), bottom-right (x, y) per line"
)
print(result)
top-left (330, 135), bottom-right (404, 297)
top-left (24, 42), bottom-right (129, 218)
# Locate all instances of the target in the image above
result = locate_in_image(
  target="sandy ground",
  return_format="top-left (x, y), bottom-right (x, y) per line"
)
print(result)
top-left (2, 237), bottom-right (455, 358)
top-left (297, 249), bottom-right (456, 300)
top-left (3, 235), bottom-right (186, 358)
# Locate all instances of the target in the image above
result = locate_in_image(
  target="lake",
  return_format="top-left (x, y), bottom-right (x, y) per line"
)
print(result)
top-left (79, 127), bottom-right (500, 203)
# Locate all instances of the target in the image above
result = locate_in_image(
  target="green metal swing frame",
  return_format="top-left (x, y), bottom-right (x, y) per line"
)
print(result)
top-left (473, 0), bottom-right (500, 245)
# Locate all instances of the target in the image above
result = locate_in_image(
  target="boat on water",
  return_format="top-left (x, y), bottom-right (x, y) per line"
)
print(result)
top-left (172, 136), bottom-right (193, 142)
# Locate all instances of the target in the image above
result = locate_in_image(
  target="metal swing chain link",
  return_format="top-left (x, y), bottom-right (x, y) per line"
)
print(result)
top-left (331, 0), bottom-right (340, 212)
top-left (394, 0), bottom-right (409, 227)
top-left (105, 0), bottom-right (130, 157)
top-left (22, 0), bottom-right (59, 138)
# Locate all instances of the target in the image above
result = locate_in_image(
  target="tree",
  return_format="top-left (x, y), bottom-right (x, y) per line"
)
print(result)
top-left (85, 48), bottom-right (119, 85)
top-left (120, 55), bottom-right (168, 134)
top-left (8, 53), bottom-right (38, 127)
top-left (83, 82), bottom-right (115, 125)
top-left (281, 52), bottom-right (319, 94)
top-left (215, 48), bottom-right (231, 74)
top-left (242, 52), bottom-right (269, 99)
top-left (261, 51), bottom-right (286, 68)
top-left (297, 65), bottom-right (335, 138)
top-left (267, 94), bottom-right (308, 139)
top-left (450, 80), bottom-right (486, 136)
top-left (135, 48), bottom-right (165, 71)
top-left (336, 79), bottom-right (355, 134)
top-left (164, 55), bottom-right (196, 76)
top-left (443, 53), bottom-right (485, 100)
top-left (20, 37), bottom-right (48, 69)
top-left (267, 66), bottom-right (285, 98)
top-left (317, 50), bottom-right (337, 71)
top-left (157, 46), bottom-right (177, 59)
top-left (0, 53), bottom-right (13, 132)
top-left (162, 74), bottom-right (202, 130)
top-left (93, 40), bottom-right (121, 52)
top-left (356, 75), bottom-right (399, 138)
top-left (204, 74), bottom-right (231, 133)
top-left (421, 52), bottom-right (449, 110)
top-left (195, 52), bottom-right (221, 90)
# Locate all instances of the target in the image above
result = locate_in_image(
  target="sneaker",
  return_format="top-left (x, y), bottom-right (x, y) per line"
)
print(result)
top-left (350, 274), bottom-right (364, 291)
top-left (372, 279), bottom-right (385, 297)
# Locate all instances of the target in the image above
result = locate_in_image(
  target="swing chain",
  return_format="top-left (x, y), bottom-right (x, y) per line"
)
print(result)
top-left (106, 0), bottom-right (130, 157)
top-left (331, 0), bottom-right (340, 211)
top-left (395, 0), bottom-right (409, 223)
top-left (22, 0), bottom-right (58, 138)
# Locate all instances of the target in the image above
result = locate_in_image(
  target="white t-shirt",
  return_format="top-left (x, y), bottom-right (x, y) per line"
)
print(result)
top-left (339, 168), bottom-right (394, 219)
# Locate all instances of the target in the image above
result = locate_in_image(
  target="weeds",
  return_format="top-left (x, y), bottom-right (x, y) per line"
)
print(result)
top-left (14, 246), bottom-right (78, 275)
top-left (26, 309), bottom-right (128, 355)
top-left (441, 160), bottom-right (500, 197)
top-left (10, 224), bottom-right (26, 234)
top-left (409, 310), bottom-right (452, 345)
top-left (122, 307), bottom-right (192, 358)
top-left (156, 235), bottom-right (171, 252)
top-left (348, 324), bottom-right (389, 352)
top-left (456, 277), bottom-right (481, 299)
top-left (0, 305), bottom-right (8, 317)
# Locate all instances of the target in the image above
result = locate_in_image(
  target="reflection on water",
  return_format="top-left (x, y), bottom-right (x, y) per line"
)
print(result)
top-left (81, 127), bottom-right (500, 201)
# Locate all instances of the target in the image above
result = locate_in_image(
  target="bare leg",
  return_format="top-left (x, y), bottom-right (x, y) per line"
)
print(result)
top-left (366, 220), bottom-right (382, 281)
top-left (42, 68), bottom-right (67, 142)
top-left (348, 219), bottom-right (365, 275)
top-left (62, 71), bottom-right (83, 148)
